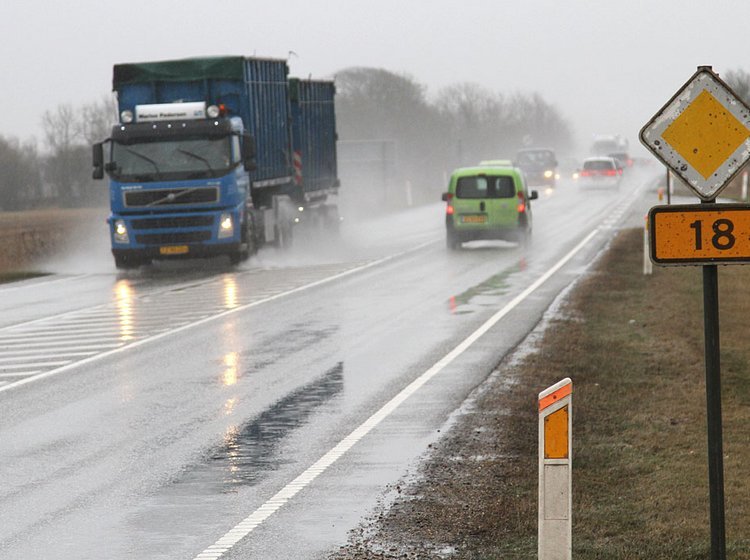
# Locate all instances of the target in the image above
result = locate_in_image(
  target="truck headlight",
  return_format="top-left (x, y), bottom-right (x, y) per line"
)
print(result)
top-left (113, 219), bottom-right (129, 244)
top-left (544, 170), bottom-right (554, 179)
top-left (218, 213), bottom-right (234, 239)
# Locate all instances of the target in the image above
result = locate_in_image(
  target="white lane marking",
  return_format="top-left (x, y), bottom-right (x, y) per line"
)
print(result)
top-left (191, 228), bottom-right (601, 560)
top-left (0, 349), bottom-right (107, 359)
top-left (0, 241), bottom-right (435, 395)
top-left (0, 338), bottom-right (121, 348)
top-left (0, 371), bottom-right (40, 377)
top-left (0, 274), bottom-right (94, 292)
top-left (0, 361), bottom-right (71, 369)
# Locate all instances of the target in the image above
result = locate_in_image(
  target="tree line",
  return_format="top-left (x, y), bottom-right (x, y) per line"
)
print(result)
top-left (3, 67), bottom-right (747, 213)
top-left (0, 96), bottom-right (115, 211)
top-left (334, 67), bottom-right (574, 208)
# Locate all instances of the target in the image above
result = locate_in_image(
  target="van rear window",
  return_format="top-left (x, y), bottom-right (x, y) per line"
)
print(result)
top-left (456, 176), bottom-right (515, 199)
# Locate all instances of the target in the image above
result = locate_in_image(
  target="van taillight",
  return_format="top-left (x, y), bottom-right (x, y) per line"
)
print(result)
top-left (517, 191), bottom-right (526, 213)
top-left (446, 205), bottom-right (454, 215)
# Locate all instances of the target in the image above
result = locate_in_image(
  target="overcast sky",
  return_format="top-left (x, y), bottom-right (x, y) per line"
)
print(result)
top-left (2, 0), bottom-right (748, 155)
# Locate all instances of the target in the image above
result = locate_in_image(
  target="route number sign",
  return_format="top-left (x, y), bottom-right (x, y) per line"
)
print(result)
top-left (649, 204), bottom-right (750, 264)
top-left (640, 66), bottom-right (750, 201)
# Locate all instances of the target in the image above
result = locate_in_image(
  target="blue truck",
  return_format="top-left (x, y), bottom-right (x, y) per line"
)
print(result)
top-left (92, 56), bottom-right (340, 269)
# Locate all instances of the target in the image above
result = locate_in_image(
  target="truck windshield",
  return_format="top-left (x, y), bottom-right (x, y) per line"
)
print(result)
top-left (109, 136), bottom-right (235, 182)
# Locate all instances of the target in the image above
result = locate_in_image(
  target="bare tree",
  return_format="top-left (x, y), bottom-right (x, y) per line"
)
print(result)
top-left (0, 135), bottom-right (43, 210)
top-left (724, 68), bottom-right (750, 105)
top-left (41, 103), bottom-right (93, 206)
top-left (78, 95), bottom-right (117, 145)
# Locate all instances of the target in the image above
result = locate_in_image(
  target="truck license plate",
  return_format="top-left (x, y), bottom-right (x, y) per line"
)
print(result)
top-left (159, 245), bottom-right (189, 255)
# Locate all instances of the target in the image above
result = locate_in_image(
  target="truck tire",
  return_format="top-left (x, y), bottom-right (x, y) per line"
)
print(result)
top-left (323, 205), bottom-right (341, 234)
top-left (274, 224), bottom-right (293, 249)
top-left (114, 254), bottom-right (146, 269)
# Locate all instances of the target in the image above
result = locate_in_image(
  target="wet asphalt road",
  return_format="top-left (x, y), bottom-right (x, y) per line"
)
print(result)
top-left (0, 169), bottom-right (660, 559)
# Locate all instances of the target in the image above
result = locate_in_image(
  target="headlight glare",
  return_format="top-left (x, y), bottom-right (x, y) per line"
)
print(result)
top-left (218, 213), bottom-right (234, 238)
top-left (113, 219), bottom-right (129, 243)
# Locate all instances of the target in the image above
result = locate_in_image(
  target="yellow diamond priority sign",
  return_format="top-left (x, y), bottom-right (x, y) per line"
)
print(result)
top-left (640, 66), bottom-right (750, 201)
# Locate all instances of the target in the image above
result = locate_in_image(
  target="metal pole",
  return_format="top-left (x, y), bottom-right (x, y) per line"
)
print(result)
top-left (667, 169), bottom-right (672, 205)
top-left (701, 200), bottom-right (726, 560)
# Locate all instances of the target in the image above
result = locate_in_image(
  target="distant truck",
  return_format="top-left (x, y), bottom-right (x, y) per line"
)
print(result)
top-left (590, 134), bottom-right (632, 168)
top-left (93, 56), bottom-right (340, 269)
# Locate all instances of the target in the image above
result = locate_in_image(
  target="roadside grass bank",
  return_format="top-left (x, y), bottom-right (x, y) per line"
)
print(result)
top-left (0, 208), bottom-right (104, 278)
top-left (331, 227), bottom-right (750, 559)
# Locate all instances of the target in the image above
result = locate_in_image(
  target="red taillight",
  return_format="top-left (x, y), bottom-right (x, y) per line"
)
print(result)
top-left (605, 169), bottom-right (617, 176)
top-left (580, 170), bottom-right (591, 177)
top-left (446, 205), bottom-right (454, 215)
top-left (517, 191), bottom-right (526, 213)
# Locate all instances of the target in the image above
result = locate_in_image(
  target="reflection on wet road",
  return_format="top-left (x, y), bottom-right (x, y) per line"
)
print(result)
top-left (189, 362), bottom-right (343, 491)
top-left (0, 262), bottom-right (367, 391)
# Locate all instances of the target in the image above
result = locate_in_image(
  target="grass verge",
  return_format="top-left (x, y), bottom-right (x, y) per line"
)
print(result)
top-left (331, 227), bottom-right (750, 559)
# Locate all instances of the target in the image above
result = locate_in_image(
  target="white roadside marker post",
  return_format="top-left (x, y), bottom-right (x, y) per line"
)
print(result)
top-left (538, 378), bottom-right (573, 560)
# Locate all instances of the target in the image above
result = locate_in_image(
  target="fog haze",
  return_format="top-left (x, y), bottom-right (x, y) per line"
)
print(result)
top-left (1, 1), bottom-right (748, 154)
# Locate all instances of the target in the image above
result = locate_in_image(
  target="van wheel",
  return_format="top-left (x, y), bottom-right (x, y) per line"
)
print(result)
top-left (517, 227), bottom-right (532, 247)
top-left (446, 229), bottom-right (461, 250)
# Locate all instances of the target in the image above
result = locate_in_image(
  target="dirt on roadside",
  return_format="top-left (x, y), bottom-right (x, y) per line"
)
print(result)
top-left (328, 227), bottom-right (750, 560)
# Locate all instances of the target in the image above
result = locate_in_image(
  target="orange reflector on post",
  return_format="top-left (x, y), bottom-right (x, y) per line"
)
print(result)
top-left (544, 405), bottom-right (569, 459)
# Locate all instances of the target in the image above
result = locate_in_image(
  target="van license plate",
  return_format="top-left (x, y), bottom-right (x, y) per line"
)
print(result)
top-left (159, 245), bottom-right (189, 255)
top-left (461, 215), bottom-right (487, 224)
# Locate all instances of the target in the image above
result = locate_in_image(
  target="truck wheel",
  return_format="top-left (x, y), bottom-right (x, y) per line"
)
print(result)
top-left (114, 254), bottom-right (142, 269)
top-left (324, 205), bottom-right (341, 234)
top-left (274, 224), bottom-right (293, 249)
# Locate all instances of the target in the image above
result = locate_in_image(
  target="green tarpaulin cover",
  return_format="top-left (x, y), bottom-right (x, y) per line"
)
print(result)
top-left (112, 56), bottom-right (246, 89)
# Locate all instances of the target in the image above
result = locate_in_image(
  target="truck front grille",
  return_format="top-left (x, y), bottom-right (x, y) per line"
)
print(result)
top-left (135, 231), bottom-right (212, 245)
top-left (131, 216), bottom-right (215, 230)
top-left (124, 187), bottom-right (219, 207)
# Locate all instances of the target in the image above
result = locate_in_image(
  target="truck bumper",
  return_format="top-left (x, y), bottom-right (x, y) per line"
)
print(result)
top-left (112, 242), bottom-right (242, 261)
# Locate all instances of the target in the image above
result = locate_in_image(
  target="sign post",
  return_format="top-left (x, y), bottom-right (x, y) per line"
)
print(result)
top-left (641, 66), bottom-right (750, 560)
top-left (538, 378), bottom-right (572, 560)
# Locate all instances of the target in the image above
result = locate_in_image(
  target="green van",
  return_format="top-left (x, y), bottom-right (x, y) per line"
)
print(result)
top-left (441, 165), bottom-right (538, 250)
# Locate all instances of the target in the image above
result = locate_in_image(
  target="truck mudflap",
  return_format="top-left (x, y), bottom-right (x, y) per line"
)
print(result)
top-left (258, 195), bottom-right (296, 249)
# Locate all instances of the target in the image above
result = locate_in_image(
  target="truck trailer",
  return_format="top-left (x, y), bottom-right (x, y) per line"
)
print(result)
top-left (93, 56), bottom-right (340, 269)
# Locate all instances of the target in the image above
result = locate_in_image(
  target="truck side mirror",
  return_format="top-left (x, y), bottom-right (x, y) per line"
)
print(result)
top-left (242, 133), bottom-right (257, 172)
top-left (92, 143), bottom-right (104, 180)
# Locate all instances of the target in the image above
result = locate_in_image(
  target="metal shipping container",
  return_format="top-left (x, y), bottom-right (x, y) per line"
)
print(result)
top-left (112, 56), bottom-right (293, 185)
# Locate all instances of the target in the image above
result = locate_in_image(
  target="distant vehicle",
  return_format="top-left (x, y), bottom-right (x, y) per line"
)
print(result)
top-left (578, 156), bottom-right (622, 188)
top-left (514, 148), bottom-right (558, 187)
top-left (608, 151), bottom-right (633, 169)
top-left (441, 165), bottom-right (538, 250)
top-left (591, 135), bottom-right (632, 168)
top-left (478, 159), bottom-right (513, 167)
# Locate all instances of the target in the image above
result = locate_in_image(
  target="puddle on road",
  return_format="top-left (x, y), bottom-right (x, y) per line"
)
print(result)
top-left (177, 362), bottom-right (344, 493)
top-left (449, 262), bottom-right (524, 314)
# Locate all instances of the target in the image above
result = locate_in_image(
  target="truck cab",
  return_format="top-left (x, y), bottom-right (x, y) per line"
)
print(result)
top-left (94, 102), bottom-right (258, 268)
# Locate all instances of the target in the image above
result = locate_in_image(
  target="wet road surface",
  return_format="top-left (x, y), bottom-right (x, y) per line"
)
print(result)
top-left (0, 170), bottom-right (659, 559)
